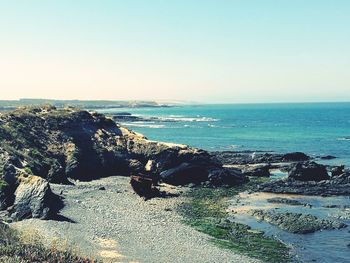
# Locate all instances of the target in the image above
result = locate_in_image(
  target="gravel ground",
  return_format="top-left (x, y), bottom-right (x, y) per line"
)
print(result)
top-left (12, 176), bottom-right (261, 263)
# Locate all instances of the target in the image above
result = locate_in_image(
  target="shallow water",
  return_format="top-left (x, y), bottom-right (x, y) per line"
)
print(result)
top-left (229, 192), bottom-right (350, 263)
top-left (96, 103), bottom-right (350, 165)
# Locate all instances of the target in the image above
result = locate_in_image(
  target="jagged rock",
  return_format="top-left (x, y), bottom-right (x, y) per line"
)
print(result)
top-left (320, 155), bottom-right (336, 160)
top-left (10, 175), bottom-right (55, 220)
top-left (288, 162), bottom-right (329, 182)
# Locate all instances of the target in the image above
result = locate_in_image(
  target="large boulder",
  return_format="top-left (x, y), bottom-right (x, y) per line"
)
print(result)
top-left (288, 162), bottom-right (329, 182)
top-left (10, 175), bottom-right (54, 220)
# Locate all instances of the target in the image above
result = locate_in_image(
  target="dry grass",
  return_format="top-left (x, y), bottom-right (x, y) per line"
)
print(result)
top-left (0, 223), bottom-right (101, 263)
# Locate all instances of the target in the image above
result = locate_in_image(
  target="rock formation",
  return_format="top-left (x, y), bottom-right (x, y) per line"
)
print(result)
top-left (288, 161), bottom-right (330, 182)
top-left (0, 106), bottom-right (246, 220)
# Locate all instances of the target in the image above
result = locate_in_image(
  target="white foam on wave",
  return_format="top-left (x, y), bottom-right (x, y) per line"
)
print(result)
top-left (123, 123), bottom-right (166, 129)
top-left (156, 116), bottom-right (219, 122)
top-left (337, 137), bottom-right (350, 141)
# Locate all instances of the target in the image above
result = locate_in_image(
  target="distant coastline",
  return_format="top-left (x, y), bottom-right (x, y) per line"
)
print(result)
top-left (0, 98), bottom-right (177, 111)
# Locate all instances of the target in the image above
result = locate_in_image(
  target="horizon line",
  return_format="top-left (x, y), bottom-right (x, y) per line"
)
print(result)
top-left (0, 98), bottom-right (350, 105)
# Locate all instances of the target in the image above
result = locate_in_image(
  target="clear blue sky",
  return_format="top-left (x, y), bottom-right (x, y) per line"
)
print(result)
top-left (0, 0), bottom-right (349, 103)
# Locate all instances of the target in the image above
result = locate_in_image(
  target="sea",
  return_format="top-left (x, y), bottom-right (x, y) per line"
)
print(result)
top-left (97, 102), bottom-right (350, 166)
top-left (97, 102), bottom-right (350, 262)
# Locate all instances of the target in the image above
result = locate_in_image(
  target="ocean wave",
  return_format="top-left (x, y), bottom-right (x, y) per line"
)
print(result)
top-left (226, 145), bottom-right (241, 149)
top-left (156, 116), bottom-right (219, 122)
top-left (123, 123), bottom-right (166, 129)
top-left (337, 137), bottom-right (350, 141)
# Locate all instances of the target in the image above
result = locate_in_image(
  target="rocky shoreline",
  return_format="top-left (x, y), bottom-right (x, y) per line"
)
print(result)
top-left (213, 151), bottom-right (350, 196)
top-left (1, 106), bottom-right (350, 262)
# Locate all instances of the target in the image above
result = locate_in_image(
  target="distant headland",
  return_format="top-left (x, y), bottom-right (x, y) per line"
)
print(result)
top-left (0, 99), bottom-right (177, 111)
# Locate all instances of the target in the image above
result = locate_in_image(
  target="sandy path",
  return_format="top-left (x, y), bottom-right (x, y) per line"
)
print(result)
top-left (12, 176), bottom-right (260, 263)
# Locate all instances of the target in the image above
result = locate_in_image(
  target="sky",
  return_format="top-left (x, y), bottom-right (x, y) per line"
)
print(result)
top-left (0, 0), bottom-right (349, 103)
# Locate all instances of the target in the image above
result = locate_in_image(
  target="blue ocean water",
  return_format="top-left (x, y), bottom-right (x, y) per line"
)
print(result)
top-left (97, 103), bottom-right (350, 165)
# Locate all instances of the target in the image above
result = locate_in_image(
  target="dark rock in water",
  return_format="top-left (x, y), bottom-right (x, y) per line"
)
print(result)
top-left (331, 165), bottom-right (345, 177)
top-left (267, 197), bottom-right (305, 206)
top-left (211, 151), bottom-right (310, 165)
top-left (258, 172), bottom-right (350, 196)
top-left (243, 165), bottom-right (270, 177)
top-left (282, 152), bottom-right (310, 162)
top-left (113, 114), bottom-right (145, 122)
top-left (320, 155), bottom-right (336, 160)
top-left (9, 175), bottom-right (58, 220)
top-left (130, 175), bottom-right (159, 200)
top-left (323, 204), bottom-right (341, 208)
top-left (288, 162), bottom-right (329, 182)
top-left (114, 112), bottom-right (132, 116)
top-left (160, 163), bottom-right (208, 186)
top-left (249, 209), bottom-right (347, 234)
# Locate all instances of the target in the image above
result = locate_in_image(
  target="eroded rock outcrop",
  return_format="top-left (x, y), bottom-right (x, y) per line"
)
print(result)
top-left (0, 106), bottom-right (233, 183)
top-left (0, 106), bottom-right (245, 219)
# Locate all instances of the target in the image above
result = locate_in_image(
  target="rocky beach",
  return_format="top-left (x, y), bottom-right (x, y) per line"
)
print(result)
top-left (2, 0), bottom-right (350, 261)
top-left (0, 105), bottom-right (349, 262)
